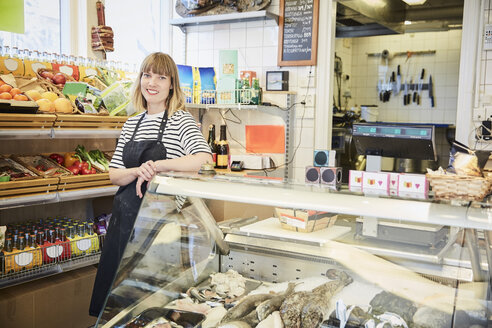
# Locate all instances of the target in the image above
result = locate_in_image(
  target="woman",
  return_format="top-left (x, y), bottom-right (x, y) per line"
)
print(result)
top-left (89, 52), bottom-right (211, 318)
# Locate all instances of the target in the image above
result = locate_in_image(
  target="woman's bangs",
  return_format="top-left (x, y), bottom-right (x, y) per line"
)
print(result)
top-left (141, 54), bottom-right (171, 77)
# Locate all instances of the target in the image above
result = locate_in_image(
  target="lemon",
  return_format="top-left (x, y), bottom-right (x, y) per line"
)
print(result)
top-left (54, 98), bottom-right (73, 113)
top-left (41, 91), bottom-right (58, 102)
top-left (36, 99), bottom-right (55, 112)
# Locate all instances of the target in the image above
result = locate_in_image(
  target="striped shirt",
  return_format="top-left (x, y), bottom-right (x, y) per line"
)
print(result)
top-left (110, 110), bottom-right (211, 169)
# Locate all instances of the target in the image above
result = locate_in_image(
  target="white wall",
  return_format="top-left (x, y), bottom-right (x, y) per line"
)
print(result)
top-left (341, 30), bottom-right (462, 124)
top-left (171, 1), bottom-right (317, 181)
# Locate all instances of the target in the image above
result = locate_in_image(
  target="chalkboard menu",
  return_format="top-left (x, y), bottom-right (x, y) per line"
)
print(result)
top-left (278, 0), bottom-right (319, 66)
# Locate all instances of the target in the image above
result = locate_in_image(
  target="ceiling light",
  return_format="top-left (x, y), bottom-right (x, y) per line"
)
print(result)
top-left (402, 0), bottom-right (427, 5)
top-left (404, 20), bottom-right (412, 25)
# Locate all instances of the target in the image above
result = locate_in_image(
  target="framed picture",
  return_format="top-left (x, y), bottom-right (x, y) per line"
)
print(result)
top-left (266, 71), bottom-right (289, 91)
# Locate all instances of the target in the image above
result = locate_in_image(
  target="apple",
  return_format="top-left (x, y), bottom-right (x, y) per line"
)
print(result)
top-left (40, 71), bottom-right (54, 80)
top-left (52, 73), bottom-right (66, 85)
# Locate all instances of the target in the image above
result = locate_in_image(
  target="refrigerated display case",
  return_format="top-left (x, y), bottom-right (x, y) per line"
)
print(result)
top-left (97, 172), bottom-right (492, 327)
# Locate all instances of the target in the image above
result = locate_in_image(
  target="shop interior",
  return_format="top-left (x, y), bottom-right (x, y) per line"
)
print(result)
top-left (2, 1), bottom-right (492, 328)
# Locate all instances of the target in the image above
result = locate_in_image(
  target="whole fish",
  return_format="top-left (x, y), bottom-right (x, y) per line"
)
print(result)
top-left (221, 293), bottom-right (275, 323)
top-left (256, 282), bottom-right (297, 321)
top-left (280, 269), bottom-right (353, 328)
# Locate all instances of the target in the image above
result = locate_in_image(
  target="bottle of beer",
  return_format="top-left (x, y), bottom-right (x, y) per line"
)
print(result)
top-left (252, 78), bottom-right (261, 105)
top-left (217, 125), bottom-right (229, 169)
top-left (207, 124), bottom-right (217, 167)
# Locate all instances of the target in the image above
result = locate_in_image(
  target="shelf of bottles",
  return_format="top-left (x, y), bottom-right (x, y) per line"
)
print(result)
top-left (0, 45), bottom-right (137, 74)
top-left (0, 216), bottom-right (108, 288)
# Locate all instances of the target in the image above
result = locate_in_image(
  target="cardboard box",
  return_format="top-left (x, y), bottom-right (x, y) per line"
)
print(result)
top-left (0, 266), bottom-right (97, 328)
top-left (275, 208), bottom-right (338, 233)
top-left (398, 173), bottom-right (428, 197)
top-left (362, 171), bottom-right (390, 194)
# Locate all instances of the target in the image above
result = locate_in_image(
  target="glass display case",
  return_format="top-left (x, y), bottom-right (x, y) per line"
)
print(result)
top-left (97, 172), bottom-right (492, 328)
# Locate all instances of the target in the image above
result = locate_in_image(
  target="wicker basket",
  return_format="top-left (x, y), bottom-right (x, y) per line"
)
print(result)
top-left (426, 173), bottom-right (492, 201)
top-left (35, 68), bottom-right (76, 91)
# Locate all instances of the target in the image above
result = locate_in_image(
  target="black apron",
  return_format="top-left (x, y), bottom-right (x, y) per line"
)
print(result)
top-left (89, 111), bottom-right (168, 317)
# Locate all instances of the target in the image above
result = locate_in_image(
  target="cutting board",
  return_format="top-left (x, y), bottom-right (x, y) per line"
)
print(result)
top-left (239, 217), bottom-right (351, 244)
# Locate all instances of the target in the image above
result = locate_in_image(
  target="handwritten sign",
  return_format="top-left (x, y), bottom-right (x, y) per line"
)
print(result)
top-left (278, 0), bottom-right (319, 66)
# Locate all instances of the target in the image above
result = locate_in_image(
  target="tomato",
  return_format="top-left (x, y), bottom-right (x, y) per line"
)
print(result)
top-left (49, 153), bottom-right (64, 165)
top-left (80, 167), bottom-right (91, 175)
top-left (90, 168), bottom-right (97, 174)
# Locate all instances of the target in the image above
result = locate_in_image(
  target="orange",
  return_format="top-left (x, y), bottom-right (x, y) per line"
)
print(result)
top-left (0, 80), bottom-right (5, 86)
top-left (0, 84), bottom-right (12, 93)
top-left (10, 88), bottom-right (21, 96)
top-left (0, 92), bottom-right (13, 100)
top-left (13, 94), bottom-right (28, 101)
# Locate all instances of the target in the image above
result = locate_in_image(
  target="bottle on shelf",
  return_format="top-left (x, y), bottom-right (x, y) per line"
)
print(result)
top-left (251, 77), bottom-right (261, 105)
top-left (207, 124), bottom-right (217, 167)
top-left (4, 234), bottom-right (41, 273)
top-left (216, 125), bottom-right (229, 169)
top-left (3, 238), bottom-right (14, 274)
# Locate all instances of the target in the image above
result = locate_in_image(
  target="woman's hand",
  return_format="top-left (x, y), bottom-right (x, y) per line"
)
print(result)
top-left (135, 160), bottom-right (157, 198)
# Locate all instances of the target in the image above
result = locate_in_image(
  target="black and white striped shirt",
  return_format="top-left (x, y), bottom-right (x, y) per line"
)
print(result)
top-left (110, 110), bottom-right (211, 169)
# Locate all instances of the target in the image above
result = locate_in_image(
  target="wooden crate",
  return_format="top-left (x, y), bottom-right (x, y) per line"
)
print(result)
top-left (58, 173), bottom-right (112, 191)
top-left (0, 113), bottom-right (56, 129)
top-left (53, 114), bottom-right (128, 129)
top-left (0, 177), bottom-right (59, 197)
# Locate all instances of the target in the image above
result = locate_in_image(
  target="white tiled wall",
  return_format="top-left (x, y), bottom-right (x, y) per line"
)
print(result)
top-left (480, 1), bottom-right (492, 104)
top-left (339, 31), bottom-right (462, 124)
top-left (172, 2), bottom-right (316, 182)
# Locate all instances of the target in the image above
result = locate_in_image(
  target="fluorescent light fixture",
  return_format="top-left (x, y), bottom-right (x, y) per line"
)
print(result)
top-left (402, 0), bottom-right (427, 5)
top-left (404, 20), bottom-right (412, 25)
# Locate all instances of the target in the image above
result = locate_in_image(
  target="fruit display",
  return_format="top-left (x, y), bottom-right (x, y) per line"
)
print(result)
top-left (37, 68), bottom-right (72, 89)
top-left (0, 80), bottom-right (31, 102)
top-left (35, 91), bottom-right (73, 113)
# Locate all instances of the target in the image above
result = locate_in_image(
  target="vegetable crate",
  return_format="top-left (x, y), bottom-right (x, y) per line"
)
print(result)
top-left (53, 114), bottom-right (127, 129)
top-left (57, 173), bottom-right (112, 191)
top-left (0, 157), bottom-right (58, 198)
top-left (0, 113), bottom-right (56, 129)
top-left (11, 155), bottom-right (72, 178)
top-left (426, 173), bottom-right (492, 201)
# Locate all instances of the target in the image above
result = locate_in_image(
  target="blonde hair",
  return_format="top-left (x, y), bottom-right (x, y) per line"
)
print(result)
top-left (132, 52), bottom-right (186, 116)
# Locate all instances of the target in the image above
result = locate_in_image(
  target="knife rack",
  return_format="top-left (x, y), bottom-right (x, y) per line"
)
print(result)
top-left (367, 50), bottom-right (436, 57)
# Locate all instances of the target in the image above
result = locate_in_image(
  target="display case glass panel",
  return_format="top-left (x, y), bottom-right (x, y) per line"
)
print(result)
top-left (99, 172), bottom-right (492, 328)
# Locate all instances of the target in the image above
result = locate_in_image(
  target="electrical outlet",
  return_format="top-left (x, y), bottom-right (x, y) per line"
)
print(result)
top-left (299, 73), bottom-right (316, 88)
top-left (304, 93), bottom-right (316, 107)
top-left (474, 107), bottom-right (486, 121)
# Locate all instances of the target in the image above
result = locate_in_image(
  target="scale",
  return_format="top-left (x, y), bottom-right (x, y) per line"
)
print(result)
top-left (351, 123), bottom-right (446, 246)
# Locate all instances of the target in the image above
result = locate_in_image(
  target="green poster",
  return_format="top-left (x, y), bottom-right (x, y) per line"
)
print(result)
top-left (0, 0), bottom-right (24, 34)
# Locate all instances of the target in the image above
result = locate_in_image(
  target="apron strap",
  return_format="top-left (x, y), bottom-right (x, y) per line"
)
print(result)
top-left (129, 110), bottom-right (169, 142)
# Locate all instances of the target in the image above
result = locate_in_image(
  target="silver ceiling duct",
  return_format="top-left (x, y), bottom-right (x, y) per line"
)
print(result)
top-left (336, 0), bottom-right (464, 38)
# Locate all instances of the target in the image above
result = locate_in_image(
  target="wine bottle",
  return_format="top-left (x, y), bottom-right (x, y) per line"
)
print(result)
top-left (217, 125), bottom-right (229, 169)
top-left (207, 124), bottom-right (217, 167)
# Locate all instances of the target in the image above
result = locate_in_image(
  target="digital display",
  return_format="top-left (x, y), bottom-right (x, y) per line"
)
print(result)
top-left (380, 127), bottom-right (401, 135)
top-left (355, 126), bottom-right (377, 134)
top-left (405, 128), bottom-right (428, 136)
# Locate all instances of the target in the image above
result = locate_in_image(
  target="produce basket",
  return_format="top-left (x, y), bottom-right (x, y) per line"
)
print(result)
top-left (0, 157), bottom-right (58, 198)
top-left (0, 113), bottom-right (56, 129)
top-left (11, 154), bottom-right (72, 178)
top-left (426, 173), bottom-right (492, 201)
top-left (34, 68), bottom-right (79, 115)
top-left (35, 68), bottom-right (76, 90)
top-left (275, 208), bottom-right (338, 233)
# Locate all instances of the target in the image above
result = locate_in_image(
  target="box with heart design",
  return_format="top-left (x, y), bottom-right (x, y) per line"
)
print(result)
top-left (362, 172), bottom-right (390, 194)
top-left (389, 173), bottom-right (400, 196)
top-left (397, 173), bottom-right (428, 196)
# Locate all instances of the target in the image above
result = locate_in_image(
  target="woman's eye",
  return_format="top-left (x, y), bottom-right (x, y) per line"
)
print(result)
top-left (159, 76), bottom-right (167, 80)
top-left (143, 73), bottom-right (150, 78)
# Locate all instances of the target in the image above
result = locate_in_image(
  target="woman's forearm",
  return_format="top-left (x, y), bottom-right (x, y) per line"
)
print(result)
top-left (155, 152), bottom-right (212, 172)
top-left (109, 167), bottom-right (138, 186)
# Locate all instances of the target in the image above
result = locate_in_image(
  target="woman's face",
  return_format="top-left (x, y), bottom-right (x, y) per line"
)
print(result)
top-left (140, 70), bottom-right (172, 109)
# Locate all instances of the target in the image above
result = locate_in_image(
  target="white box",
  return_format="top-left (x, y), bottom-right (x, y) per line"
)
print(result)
top-left (362, 172), bottom-right (389, 194)
top-left (349, 170), bottom-right (363, 190)
top-left (397, 173), bottom-right (428, 197)
top-left (389, 173), bottom-right (400, 196)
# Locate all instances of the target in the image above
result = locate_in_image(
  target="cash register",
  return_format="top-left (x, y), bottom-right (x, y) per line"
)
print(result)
top-left (351, 123), bottom-right (447, 247)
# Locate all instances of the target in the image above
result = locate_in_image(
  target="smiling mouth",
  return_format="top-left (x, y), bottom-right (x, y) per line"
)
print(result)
top-left (147, 89), bottom-right (158, 95)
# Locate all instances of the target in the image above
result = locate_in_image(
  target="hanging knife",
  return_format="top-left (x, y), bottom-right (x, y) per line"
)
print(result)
top-left (429, 75), bottom-right (435, 107)
top-left (403, 80), bottom-right (409, 105)
top-left (417, 68), bottom-right (425, 105)
top-left (396, 65), bottom-right (401, 95)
